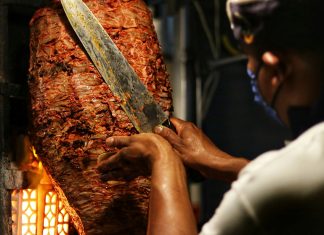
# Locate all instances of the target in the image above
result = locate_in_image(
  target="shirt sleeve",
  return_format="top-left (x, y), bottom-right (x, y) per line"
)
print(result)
top-left (198, 151), bottom-right (279, 235)
top-left (199, 185), bottom-right (261, 235)
top-left (200, 122), bottom-right (324, 235)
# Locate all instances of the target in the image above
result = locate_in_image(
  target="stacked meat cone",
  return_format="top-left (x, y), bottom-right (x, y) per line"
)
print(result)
top-left (28, 1), bottom-right (172, 234)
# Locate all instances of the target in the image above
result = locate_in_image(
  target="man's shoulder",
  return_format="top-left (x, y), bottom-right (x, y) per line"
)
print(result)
top-left (241, 121), bottom-right (324, 177)
top-left (234, 121), bottom-right (324, 204)
top-left (289, 121), bottom-right (324, 149)
top-left (231, 122), bottom-right (324, 234)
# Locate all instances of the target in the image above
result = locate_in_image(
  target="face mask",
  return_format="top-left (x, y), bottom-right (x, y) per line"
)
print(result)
top-left (247, 66), bottom-right (283, 124)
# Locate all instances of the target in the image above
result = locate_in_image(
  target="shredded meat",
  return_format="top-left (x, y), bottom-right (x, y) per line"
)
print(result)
top-left (28, 1), bottom-right (172, 234)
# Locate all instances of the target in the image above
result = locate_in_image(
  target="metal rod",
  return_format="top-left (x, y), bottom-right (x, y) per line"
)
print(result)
top-left (0, 2), bottom-right (12, 235)
top-left (209, 54), bottom-right (247, 73)
top-left (172, 4), bottom-right (189, 120)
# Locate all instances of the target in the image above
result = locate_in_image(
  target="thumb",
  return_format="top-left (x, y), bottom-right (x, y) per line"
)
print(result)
top-left (154, 125), bottom-right (181, 145)
top-left (170, 117), bottom-right (187, 132)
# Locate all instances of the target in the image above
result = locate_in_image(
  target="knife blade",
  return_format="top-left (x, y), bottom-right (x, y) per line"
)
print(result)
top-left (60, 0), bottom-right (169, 133)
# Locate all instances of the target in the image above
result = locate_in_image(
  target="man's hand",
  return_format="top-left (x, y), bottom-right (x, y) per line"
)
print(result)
top-left (97, 133), bottom-right (197, 235)
top-left (154, 117), bottom-right (249, 182)
top-left (97, 133), bottom-right (179, 181)
top-left (155, 117), bottom-right (230, 167)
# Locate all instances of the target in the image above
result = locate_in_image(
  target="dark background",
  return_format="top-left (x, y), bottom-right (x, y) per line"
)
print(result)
top-left (2, 0), bottom-right (291, 230)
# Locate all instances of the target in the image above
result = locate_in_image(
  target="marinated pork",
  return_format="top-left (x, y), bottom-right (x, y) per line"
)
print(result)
top-left (28, 1), bottom-right (172, 234)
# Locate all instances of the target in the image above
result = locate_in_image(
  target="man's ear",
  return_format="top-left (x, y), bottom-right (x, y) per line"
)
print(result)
top-left (261, 51), bottom-right (284, 87)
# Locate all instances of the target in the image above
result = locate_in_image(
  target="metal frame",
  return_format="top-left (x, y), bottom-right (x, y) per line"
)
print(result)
top-left (0, 2), bottom-right (12, 234)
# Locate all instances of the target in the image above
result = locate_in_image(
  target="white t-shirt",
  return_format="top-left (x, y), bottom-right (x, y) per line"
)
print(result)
top-left (200, 122), bottom-right (324, 235)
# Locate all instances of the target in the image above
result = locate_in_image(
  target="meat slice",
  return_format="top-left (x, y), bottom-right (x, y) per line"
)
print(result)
top-left (28, 1), bottom-right (172, 234)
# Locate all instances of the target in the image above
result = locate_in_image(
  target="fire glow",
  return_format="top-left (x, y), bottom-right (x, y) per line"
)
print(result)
top-left (11, 146), bottom-right (70, 235)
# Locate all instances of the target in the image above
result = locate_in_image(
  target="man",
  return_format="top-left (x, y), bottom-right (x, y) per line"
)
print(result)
top-left (98, 0), bottom-right (324, 234)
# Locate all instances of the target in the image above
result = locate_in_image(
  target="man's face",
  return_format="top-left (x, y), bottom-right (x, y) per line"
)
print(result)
top-left (244, 50), bottom-right (323, 127)
top-left (246, 55), bottom-right (259, 77)
top-left (244, 51), bottom-right (290, 125)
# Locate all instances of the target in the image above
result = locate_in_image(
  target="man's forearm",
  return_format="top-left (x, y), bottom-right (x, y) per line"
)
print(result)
top-left (198, 152), bottom-right (249, 182)
top-left (147, 156), bottom-right (197, 235)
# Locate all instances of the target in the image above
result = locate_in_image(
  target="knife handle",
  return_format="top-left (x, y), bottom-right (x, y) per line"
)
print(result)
top-left (162, 118), bottom-right (176, 132)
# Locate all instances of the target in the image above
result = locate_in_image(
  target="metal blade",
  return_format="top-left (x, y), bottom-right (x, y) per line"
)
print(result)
top-left (61, 0), bottom-right (168, 133)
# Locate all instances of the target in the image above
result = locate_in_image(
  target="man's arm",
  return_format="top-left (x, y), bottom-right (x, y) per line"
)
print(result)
top-left (148, 150), bottom-right (197, 235)
top-left (98, 134), bottom-right (198, 235)
top-left (154, 118), bottom-right (249, 182)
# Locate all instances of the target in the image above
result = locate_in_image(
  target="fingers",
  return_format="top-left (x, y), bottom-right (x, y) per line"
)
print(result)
top-left (97, 148), bottom-right (150, 181)
top-left (170, 117), bottom-right (187, 132)
top-left (97, 152), bottom-right (122, 173)
top-left (106, 136), bottom-right (131, 148)
top-left (100, 170), bottom-right (124, 182)
top-left (154, 125), bottom-right (182, 146)
top-left (97, 146), bottom-right (145, 173)
top-left (97, 151), bottom-right (116, 164)
top-left (98, 136), bottom-right (133, 172)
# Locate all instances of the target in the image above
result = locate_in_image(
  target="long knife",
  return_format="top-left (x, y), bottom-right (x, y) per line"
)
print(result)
top-left (60, 0), bottom-right (169, 133)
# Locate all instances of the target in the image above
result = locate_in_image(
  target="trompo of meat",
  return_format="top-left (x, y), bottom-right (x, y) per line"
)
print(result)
top-left (28, 1), bottom-right (172, 234)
